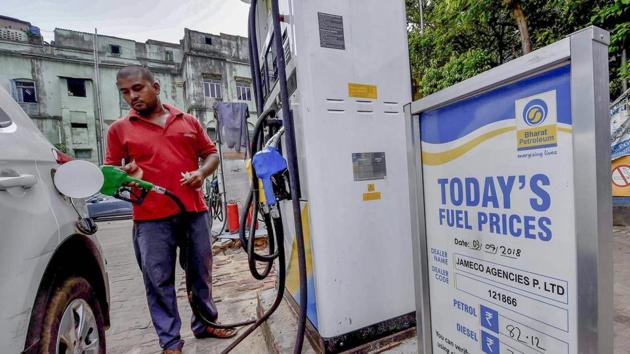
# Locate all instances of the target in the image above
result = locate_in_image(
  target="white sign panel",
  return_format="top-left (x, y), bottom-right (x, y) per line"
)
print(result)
top-left (611, 90), bottom-right (630, 160)
top-left (419, 65), bottom-right (577, 354)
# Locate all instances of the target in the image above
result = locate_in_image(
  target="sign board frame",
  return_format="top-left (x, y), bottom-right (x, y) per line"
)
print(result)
top-left (404, 27), bottom-right (612, 354)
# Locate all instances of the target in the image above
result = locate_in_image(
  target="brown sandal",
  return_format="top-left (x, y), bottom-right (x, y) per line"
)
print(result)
top-left (194, 326), bottom-right (238, 339)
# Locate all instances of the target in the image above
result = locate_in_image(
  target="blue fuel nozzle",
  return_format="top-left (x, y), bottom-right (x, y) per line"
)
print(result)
top-left (252, 146), bottom-right (288, 206)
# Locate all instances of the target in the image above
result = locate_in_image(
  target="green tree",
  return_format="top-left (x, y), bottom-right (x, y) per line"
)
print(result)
top-left (505, 0), bottom-right (532, 54)
top-left (408, 0), bottom-right (629, 99)
top-left (407, 0), bottom-right (521, 98)
top-left (591, 0), bottom-right (630, 97)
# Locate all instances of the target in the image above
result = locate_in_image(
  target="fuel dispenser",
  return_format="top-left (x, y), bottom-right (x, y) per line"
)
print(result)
top-left (243, 0), bottom-right (417, 351)
top-left (57, 1), bottom-right (420, 352)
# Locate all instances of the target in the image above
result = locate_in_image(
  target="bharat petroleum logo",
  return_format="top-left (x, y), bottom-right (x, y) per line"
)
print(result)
top-left (523, 98), bottom-right (548, 127)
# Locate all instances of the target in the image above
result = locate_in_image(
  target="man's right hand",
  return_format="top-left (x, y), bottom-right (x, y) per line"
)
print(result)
top-left (121, 160), bottom-right (143, 188)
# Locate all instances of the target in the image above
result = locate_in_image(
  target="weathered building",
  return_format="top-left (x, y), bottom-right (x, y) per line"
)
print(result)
top-left (0, 15), bottom-right (254, 163)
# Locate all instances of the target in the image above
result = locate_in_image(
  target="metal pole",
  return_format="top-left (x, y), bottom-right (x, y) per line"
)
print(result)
top-left (213, 109), bottom-right (228, 236)
top-left (570, 27), bottom-right (613, 354)
top-left (93, 28), bottom-right (105, 164)
top-left (418, 0), bottom-right (424, 34)
top-left (270, 1), bottom-right (307, 352)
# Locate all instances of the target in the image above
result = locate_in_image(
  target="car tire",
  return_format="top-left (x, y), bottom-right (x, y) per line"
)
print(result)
top-left (38, 276), bottom-right (106, 353)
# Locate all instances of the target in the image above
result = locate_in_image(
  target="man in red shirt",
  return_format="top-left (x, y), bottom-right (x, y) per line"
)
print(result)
top-left (106, 66), bottom-right (235, 354)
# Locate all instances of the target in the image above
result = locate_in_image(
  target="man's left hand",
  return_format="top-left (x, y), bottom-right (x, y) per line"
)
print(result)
top-left (180, 170), bottom-right (206, 190)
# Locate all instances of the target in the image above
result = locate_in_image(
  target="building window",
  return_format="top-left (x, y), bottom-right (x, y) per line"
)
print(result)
top-left (13, 80), bottom-right (37, 103)
top-left (67, 79), bottom-right (87, 97)
top-left (165, 50), bottom-right (173, 62)
top-left (71, 122), bottom-right (88, 129)
top-left (74, 149), bottom-right (92, 159)
top-left (203, 79), bottom-right (222, 99)
top-left (236, 82), bottom-right (252, 101)
top-left (205, 36), bottom-right (213, 45)
top-left (0, 29), bottom-right (27, 42)
top-left (110, 44), bottom-right (121, 55)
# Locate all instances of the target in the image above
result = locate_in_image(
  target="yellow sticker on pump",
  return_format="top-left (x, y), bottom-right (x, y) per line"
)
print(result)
top-left (362, 183), bottom-right (381, 201)
top-left (363, 192), bottom-right (381, 201)
top-left (348, 83), bottom-right (378, 99)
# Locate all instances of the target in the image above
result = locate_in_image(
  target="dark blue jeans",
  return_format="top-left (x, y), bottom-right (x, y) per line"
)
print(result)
top-left (133, 211), bottom-right (218, 350)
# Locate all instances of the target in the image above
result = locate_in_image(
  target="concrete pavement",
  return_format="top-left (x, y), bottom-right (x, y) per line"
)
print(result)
top-left (614, 226), bottom-right (630, 354)
top-left (97, 219), bottom-right (275, 354)
top-left (96, 219), bottom-right (630, 354)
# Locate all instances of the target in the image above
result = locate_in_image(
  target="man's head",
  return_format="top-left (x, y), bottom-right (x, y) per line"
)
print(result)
top-left (116, 66), bottom-right (160, 115)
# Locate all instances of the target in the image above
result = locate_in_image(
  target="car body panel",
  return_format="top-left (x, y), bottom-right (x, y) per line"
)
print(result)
top-left (0, 86), bottom-right (109, 351)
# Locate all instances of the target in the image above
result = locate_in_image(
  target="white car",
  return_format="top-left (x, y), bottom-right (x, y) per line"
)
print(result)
top-left (0, 86), bottom-right (109, 353)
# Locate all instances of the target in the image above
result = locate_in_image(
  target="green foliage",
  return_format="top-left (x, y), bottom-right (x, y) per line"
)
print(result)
top-left (420, 49), bottom-right (494, 96)
top-left (591, 0), bottom-right (630, 97)
top-left (406, 0), bottom-right (518, 98)
top-left (407, 0), bottom-right (629, 99)
top-left (53, 143), bottom-right (69, 154)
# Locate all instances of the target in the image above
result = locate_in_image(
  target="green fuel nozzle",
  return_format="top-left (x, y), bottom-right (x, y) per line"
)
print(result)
top-left (100, 165), bottom-right (156, 196)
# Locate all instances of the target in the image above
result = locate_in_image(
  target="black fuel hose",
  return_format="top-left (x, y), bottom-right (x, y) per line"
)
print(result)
top-left (220, 214), bottom-right (286, 354)
top-left (270, 0), bottom-right (309, 352)
top-left (138, 162), bottom-right (283, 334)
top-left (248, 0), bottom-right (264, 114)
top-left (219, 0), bottom-right (310, 351)
top-left (238, 106), bottom-right (280, 268)
top-left (220, 105), bottom-right (288, 353)
top-left (110, 114), bottom-right (284, 335)
top-left (163, 190), bottom-right (187, 214)
top-left (161, 189), bottom-right (258, 329)
top-left (110, 185), bottom-right (261, 331)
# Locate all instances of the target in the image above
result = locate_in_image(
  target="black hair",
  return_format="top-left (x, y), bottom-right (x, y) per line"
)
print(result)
top-left (116, 65), bottom-right (155, 83)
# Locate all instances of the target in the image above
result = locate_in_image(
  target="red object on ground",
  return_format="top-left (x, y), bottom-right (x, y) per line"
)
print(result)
top-left (227, 203), bottom-right (240, 234)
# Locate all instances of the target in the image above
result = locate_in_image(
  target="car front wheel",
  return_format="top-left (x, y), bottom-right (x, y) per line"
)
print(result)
top-left (39, 276), bottom-right (106, 353)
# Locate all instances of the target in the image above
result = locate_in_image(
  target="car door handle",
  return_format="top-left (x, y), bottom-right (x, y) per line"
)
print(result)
top-left (0, 174), bottom-right (38, 190)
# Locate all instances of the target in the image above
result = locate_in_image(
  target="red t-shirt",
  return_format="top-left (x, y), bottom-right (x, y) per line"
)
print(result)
top-left (105, 104), bottom-right (218, 220)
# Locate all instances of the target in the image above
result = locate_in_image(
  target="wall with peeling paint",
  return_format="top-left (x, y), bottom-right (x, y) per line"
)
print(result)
top-left (0, 25), bottom-right (255, 163)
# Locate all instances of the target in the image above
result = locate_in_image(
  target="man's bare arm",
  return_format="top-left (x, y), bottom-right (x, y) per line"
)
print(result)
top-left (181, 153), bottom-right (220, 189)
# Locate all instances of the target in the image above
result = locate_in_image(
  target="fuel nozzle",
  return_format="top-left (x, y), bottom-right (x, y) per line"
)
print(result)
top-left (251, 146), bottom-right (288, 214)
top-left (100, 165), bottom-right (155, 195)
top-left (99, 165), bottom-right (169, 205)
